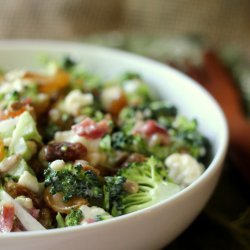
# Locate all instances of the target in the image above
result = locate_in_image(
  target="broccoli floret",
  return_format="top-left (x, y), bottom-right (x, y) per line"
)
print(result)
top-left (170, 116), bottom-right (209, 159)
top-left (65, 209), bottom-right (83, 227)
top-left (119, 73), bottom-right (154, 105)
top-left (118, 107), bottom-right (138, 133)
top-left (60, 57), bottom-right (76, 71)
top-left (148, 101), bottom-right (177, 128)
top-left (111, 132), bottom-right (134, 150)
top-left (44, 123), bottom-right (59, 142)
top-left (1, 91), bottom-right (20, 108)
top-left (96, 213), bottom-right (113, 221)
top-left (120, 72), bottom-right (141, 81)
top-left (119, 102), bottom-right (177, 133)
top-left (103, 176), bottom-right (126, 215)
top-left (149, 101), bottom-right (177, 118)
top-left (100, 132), bottom-right (146, 155)
top-left (112, 157), bottom-right (180, 215)
top-left (99, 134), bottom-right (112, 153)
top-left (44, 164), bottom-right (103, 202)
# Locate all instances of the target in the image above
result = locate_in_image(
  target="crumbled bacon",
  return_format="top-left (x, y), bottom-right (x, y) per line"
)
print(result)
top-left (72, 118), bottom-right (110, 140)
top-left (0, 203), bottom-right (15, 233)
top-left (85, 218), bottom-right (96, 224)
top-left (133, 120), bottom-right (169, 145)
top-left (29, 208), bottom-right (40, 219)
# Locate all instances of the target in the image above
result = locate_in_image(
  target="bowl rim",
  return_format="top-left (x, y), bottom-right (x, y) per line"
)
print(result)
top-left (0, 39), bottom-right (229, 239)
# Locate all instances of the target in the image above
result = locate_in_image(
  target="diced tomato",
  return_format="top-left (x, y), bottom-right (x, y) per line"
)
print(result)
top-left (0, 203), bottom-right (15, 233)
top-left (133, 120), bottom-right (169, 145)
top-left (72, 118), bottom-right (110, 140)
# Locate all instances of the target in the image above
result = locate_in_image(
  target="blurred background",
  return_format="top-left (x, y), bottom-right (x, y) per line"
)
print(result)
top-left (0, 0), bottom-right (249, 249)
top-left (0, 0), bottom-right (249, 54)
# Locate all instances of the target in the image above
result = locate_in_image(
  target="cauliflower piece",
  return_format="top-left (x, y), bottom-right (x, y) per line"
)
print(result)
top-left (50, 159), bottom-right (65, 171)
top-left (15, 196), bottom-right (34, 210)
top-left (63, 90), bottom-right (93, 116)
top-left (165, 153), bottom-right (204, 187)
top-left (79, 205), bottom-right (112, 224)
top-left (123, 79), bottom-right (140, 93)
top-left (5, 70), bottom-right (26, 82)
top-left (18, 171), bottom-right (41, 193)
top-left (0, 70), bottom-right (33, 95)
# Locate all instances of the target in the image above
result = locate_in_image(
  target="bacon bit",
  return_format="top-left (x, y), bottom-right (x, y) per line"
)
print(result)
top-left (29, 208), bottom-right (40, 219)
top-left (85, 218), bottom-right (96, 224)
top-left (0, 139), bottom-right (5, 161)
top-left (139, 120), bottom-right (167, 137)
top-left (134, 120), bottom-right (169, 145)
top-left (0, 203), bottom-right (15, 233)
top-left (72, 118), bottom-right (110, 140)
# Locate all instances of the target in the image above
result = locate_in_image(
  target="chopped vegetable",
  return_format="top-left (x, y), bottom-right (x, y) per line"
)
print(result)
top-left (0, 190), bottom-right (45, 231)
top-left (110, 157), bottom-right (181, 216)
top-left (65, 209), bottom-right (83, 227)
top-left (0, 58), bottom-right (210, 232)
top-left (0, 203), bottom-right (15, 233)
top-left (44, 164), bottom-right (103, 202)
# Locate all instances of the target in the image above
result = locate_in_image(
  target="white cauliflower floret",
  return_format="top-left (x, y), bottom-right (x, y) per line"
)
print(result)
top-left (18, 171), bottom-right (42, 194)
top-left (50, 159), bottom-right (65, 171)
top-left (63, 90), bottom-right (93, 116)
top-left (15, 196), bottom-right (34, 210)
top-left (165, 153), bottom-right (204, 187)
top-left (79, 205), bottom-right (112, 224)
top-left (123, 79), bottom-right (141, 93)
top-left (5, 70), bottom-right (26, 82)
top-left (0, 70), bottom-right (34, 95)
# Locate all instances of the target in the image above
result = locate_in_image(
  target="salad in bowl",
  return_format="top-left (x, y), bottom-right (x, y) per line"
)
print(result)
top-left (0, 56), bottom-right (210, 232)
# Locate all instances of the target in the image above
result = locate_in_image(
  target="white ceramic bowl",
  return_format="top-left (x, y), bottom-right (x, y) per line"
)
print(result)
top-left (0, 40), bottom-right (228, 250)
